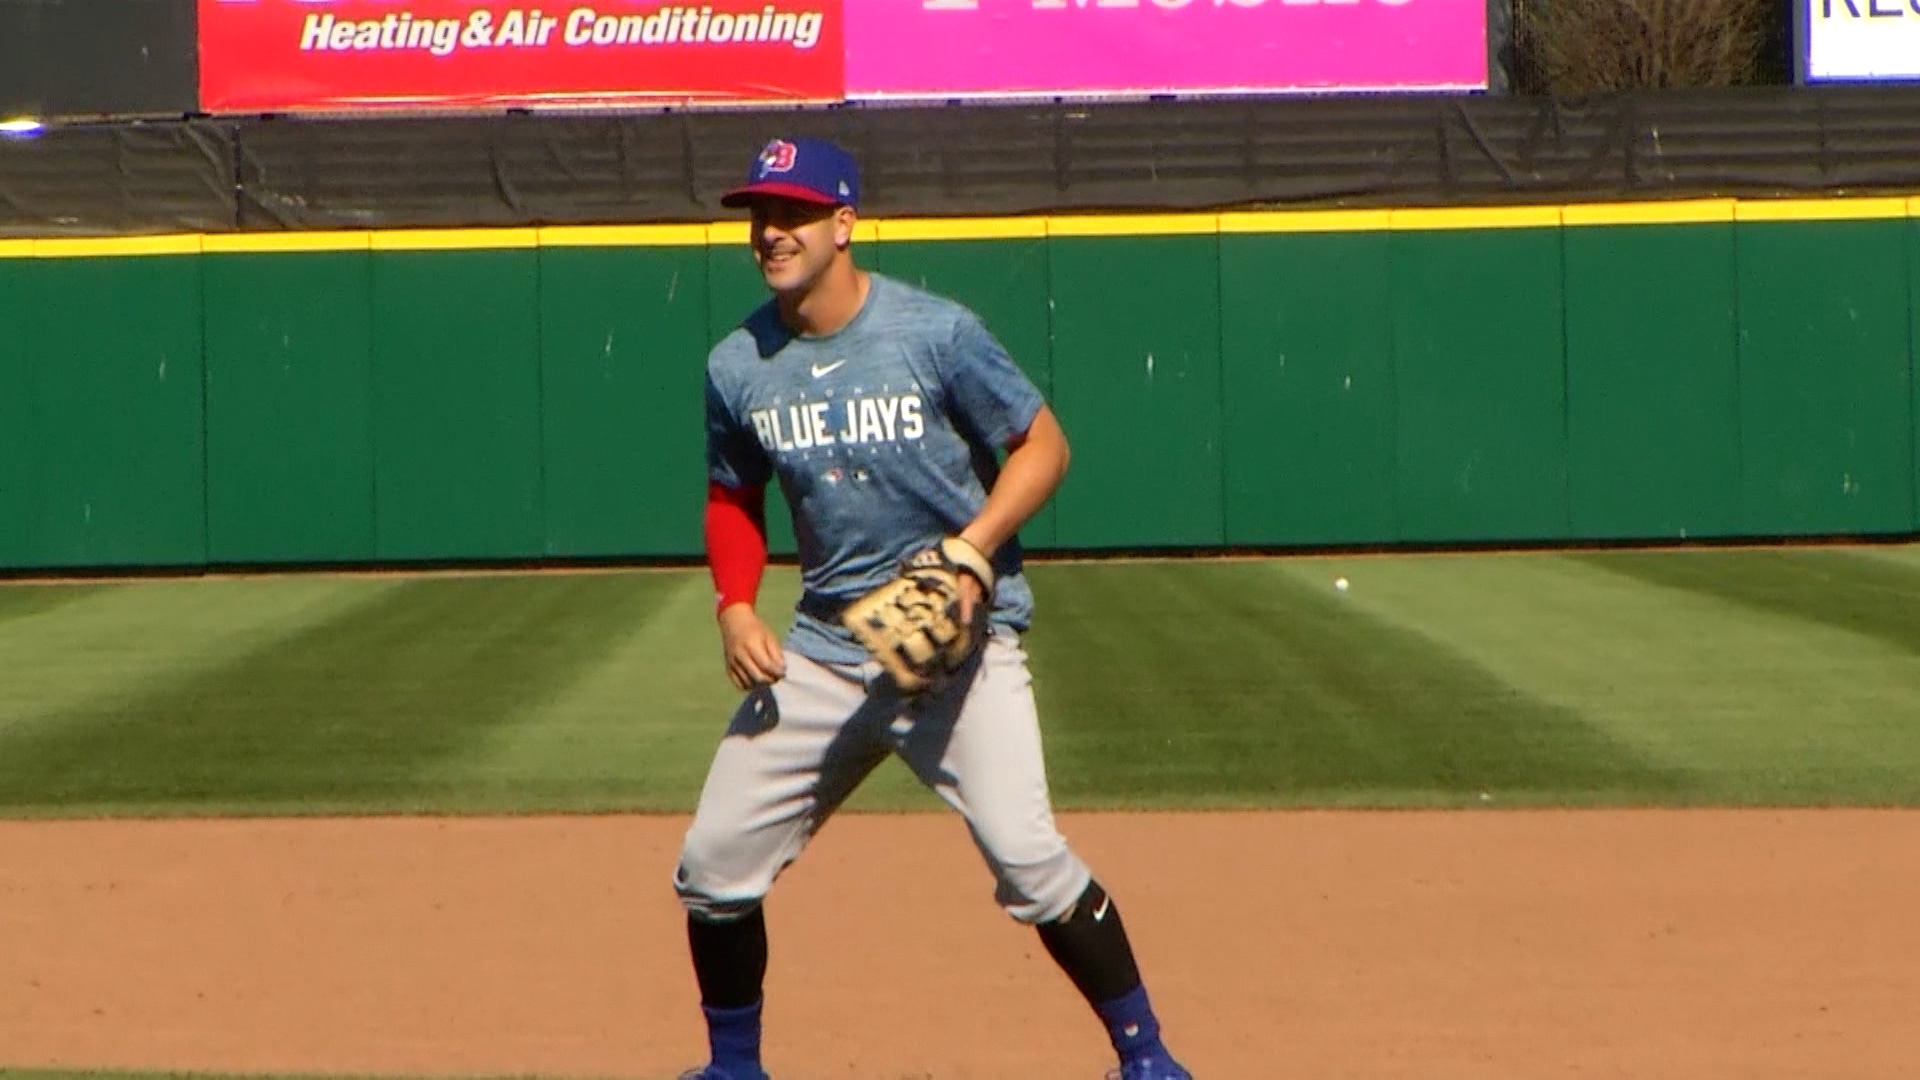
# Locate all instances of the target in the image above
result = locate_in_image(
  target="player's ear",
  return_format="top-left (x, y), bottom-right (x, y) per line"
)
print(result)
top-left (833, 205), bottom-right (857, 249)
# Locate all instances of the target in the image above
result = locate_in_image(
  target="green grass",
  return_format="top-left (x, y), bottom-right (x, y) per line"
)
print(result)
top-left (1579, 548), bottom-right (1920, 656)
top-left (1024, 561), bottom-right (1683, 806)
top-left (0, 574), bottom-right (687, 812)
top-left (2, 546), bottom-right (1919, 818)
top-left (0, 583), bottom-right (100, 623)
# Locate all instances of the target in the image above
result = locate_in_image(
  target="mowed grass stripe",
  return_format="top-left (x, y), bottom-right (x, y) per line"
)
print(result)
top-left (0, 578), bottom-right (390, 738)
top-left (1854, 543), bottom-right (1920, 574)
top-left (0, 584), bottom-right (99, 625)
top-left (403, 569), bottom-right (845, 812)
top-left (396, 566), bottom-right (944, 813)
top-left (1297, 550), bottom-right (1920, 804)
top-left (404, 568), bottom-right (740, 810)
top-left (1021, 561), bottom-right (1677, 808)
top-left (0, 573), bottom-right (684, 815)
top-left (1579, 548), bottom-right (1920, 658)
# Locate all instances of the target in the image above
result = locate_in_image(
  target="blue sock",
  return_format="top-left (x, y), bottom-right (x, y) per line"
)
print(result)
top-left (702, 1000), bottom-right (763, 1076)
top-left (1095, 984), bottom-right (1168, 1063)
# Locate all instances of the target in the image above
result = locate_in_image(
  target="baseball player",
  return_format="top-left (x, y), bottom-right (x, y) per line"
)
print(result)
top-left (674, 136), bottom-right (1193, 1080)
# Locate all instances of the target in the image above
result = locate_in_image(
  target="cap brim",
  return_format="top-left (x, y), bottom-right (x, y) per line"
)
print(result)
top-left (720, 181), bottom-right (843, 209)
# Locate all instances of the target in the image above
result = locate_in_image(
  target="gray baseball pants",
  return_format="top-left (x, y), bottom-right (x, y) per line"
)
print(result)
top-left (673, 631), bottom-right (1093, 926)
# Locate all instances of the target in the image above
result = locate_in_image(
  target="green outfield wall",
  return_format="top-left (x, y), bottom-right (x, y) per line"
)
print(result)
top-left (1, 198), bottom-right (1917, 571)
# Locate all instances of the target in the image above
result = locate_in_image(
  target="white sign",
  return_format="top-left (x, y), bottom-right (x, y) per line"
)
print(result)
top-left (1807, 0), bottom-right (1920, 81)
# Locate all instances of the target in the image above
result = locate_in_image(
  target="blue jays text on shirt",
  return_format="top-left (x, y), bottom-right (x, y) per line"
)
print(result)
top-left (748, 386), bottom-right (926, 454)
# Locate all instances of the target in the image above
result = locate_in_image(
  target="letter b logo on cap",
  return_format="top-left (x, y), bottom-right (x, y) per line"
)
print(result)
top-left (758, 140), bottom-right (798, 176)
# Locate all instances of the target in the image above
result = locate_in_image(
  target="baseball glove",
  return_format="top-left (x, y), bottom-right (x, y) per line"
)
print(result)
top-left (841, 537), bottom-right (996, 694)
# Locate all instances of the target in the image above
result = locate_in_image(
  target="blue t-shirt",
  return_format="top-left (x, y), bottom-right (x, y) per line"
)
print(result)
top-left (705, 272), bottom-right (1045, 666)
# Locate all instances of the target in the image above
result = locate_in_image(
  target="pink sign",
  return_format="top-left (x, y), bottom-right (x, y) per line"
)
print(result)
top-left (845, 0), bottom-right (1486, 100)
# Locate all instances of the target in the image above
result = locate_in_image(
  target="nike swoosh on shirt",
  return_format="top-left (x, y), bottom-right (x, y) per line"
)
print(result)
top-left (811, 360), bottom-right (847, 378)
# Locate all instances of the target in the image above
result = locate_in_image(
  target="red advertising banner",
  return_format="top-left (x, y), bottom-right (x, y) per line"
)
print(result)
top-left (198, 0), bottom-right (844, 113)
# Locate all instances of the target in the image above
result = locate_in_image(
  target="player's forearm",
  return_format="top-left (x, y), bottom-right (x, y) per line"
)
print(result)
top-left (706, 481), bottom-right (769, 616)
top-left (959, 410), bottom-right (1069, 559)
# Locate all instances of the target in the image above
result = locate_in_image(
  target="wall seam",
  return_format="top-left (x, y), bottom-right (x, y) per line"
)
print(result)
top-left (1906, 213), bottom-right (1919, 534)
top-left (367, 250), bottom-right (385, 561)
top-left (533, 246), bottom-right (551, 561)
top-left (1212, 227), bottom-right (1228, 550)
top-left (1384, 222), bottom-right (1402, 545)
top-left (1556, 213), bottom-right (1574, 543)
top-left (195, 248), bottom-right (214, 569)
top-left (1730, 218), bottom-right (1748, 537)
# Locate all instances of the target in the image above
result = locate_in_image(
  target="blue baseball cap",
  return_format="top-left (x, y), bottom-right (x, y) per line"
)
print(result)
top-left (721, 136), bottom-right (861, 211)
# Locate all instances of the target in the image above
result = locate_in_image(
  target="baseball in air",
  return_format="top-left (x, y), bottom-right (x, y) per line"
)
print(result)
top-left (1334, 576), bottom-right (1350, 592)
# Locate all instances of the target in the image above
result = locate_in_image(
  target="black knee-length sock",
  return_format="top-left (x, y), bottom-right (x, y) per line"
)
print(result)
top-left (1036, 880), bottom-right (1170, 1062)
top-left (687, 907), bottom-right (768, 1009)
top-left (687, 909), bottom-right (768, 1074)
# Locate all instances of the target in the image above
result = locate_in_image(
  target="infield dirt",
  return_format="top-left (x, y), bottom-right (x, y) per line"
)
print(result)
top-left (2, 810), bottom-right (1916, 1079)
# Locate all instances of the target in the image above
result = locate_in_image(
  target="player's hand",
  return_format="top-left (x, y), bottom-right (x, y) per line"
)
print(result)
top-left (951, 529), bottom-right (993, 627)
top-left (955, 571), bottom-right (985, 627)
top-left (718, 603), bottom-right (786, 690)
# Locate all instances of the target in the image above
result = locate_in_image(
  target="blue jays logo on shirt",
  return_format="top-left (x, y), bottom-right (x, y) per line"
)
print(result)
top-left (748, 390), bottom-right (926, 454)
top-left (756, 140), bottom-right (798, 177)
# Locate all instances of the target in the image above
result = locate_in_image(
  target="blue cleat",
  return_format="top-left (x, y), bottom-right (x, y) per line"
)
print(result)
top-left (677, 1068), bottom-right (769, 1080)
top-left (1108, 1055), bottom-right (1193, 1080)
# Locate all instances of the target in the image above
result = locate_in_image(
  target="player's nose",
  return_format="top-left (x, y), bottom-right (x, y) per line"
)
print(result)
top-left (753, 222), bottom-right (793, 249)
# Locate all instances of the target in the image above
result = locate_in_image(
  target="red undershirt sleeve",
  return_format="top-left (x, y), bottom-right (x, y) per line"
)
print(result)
top-left (705, 480), bottom-right (768, 615)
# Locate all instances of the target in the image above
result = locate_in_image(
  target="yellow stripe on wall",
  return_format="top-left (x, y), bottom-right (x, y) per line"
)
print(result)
top-left (1562, 199), bottom-right (1737, 226)
top-left (879, 217), bottom-right (1048, 241)
top-left (1734, 198), bottom-right (1911, 222)
top-left (1219, 209), bottom-right (1392, 234)
top-left (537, 224), bottom-right (709, 247)
top-left (31, 234), bottom-right (203, 258)
top-left (2, 195), bottom-right (1918, 257)
top-left (1389, 206), bottom-right (1565, 231)
top-left (203, 232), bottom-right (374, 253)
top-left (1047, 213), bottom-right (1220, 237)
top-left (368, 228), bottom-right (540, 251)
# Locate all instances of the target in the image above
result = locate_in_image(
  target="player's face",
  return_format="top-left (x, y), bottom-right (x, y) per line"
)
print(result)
top-left (749, 196), bottom-right (851, 295)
